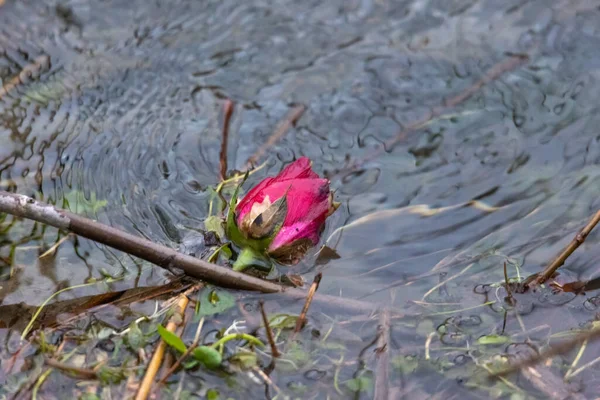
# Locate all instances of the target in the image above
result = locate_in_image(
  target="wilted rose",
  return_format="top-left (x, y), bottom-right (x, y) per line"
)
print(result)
top-left (227, 157), bottom-right (338, 269)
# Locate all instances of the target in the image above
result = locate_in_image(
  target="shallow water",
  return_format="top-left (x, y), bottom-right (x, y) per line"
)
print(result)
top-left (2, 0), bottom-right (600, 398)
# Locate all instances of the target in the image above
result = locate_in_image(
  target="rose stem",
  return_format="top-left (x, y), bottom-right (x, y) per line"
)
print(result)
top-left (245, 104), bottom-right (305, 168)
top-left (374, 308), bottom-right (390, 400)
top-left (219, 99), bottom-right (234, 181)
top-left (527, 209), bottom-right (600, 288)
top-left (292, 273), bottom-right (322, 339)
top-left (259, 300), bottom-right (280, 359)
top-left (338, 53), bottom-right (529, 175)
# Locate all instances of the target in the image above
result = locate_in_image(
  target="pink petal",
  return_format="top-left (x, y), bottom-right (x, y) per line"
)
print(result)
top-left (272, 157), bottom-right (319, 181)
top-left (268, 216), bottom-right (326, 251)
top-left (235, 177), bottom-right (275, 223)
top-left (235, 157), bottom-right (320, 224)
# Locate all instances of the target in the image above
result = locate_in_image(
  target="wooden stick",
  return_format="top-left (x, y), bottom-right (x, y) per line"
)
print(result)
top-left (0, 191), bottom-right (282, 293)
top-left (246, 105), bottom-right (305, 168)
top-left (259, 300), bottom-right (280, 358)
top-left (528, 210), bottom-right (600, 287)
top-left (135, 293), bottom-right (190, 400)
top-left (292, 273), bottom-right (322, 339)
top-left (374, 308), bottom-right (390, 400)
top-left (0, 191), bottom-right (380, 313)
top-left (219, 100), bottom-right (234, 181)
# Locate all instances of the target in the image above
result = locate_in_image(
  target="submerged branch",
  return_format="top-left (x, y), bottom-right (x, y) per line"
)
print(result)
top-left (527, 209), bottom-right (600, 287)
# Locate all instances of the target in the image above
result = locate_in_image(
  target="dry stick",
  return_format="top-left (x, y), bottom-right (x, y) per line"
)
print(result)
top-left (503, 262), bottom-right (515, 306)
top-left (44, 358), bottom-right (98, 380)
top-left (492, 328), bottom-right (600, 377)
top-left (219, 99), bottom-right (234, 181)
top-left (374, 308), bottom-right (391, 400)
top-left (135, 293), bottom-right (191, 400)
top-left (292, 273), bottom-right (322, 340)
top-left (0, 191), bottom-right (281, 293)
top-left (0, 191), bottom-right (379, 313)
top-left (340, 54), bottom-right (529, 174)
top-left (157, 342), bottom-right (199, 386)
top-left (245, 105), bottom-right (306, 168)
top-left (529, 210), bottom-right (600, 287)
top-left (259, 300), bottom-right (280, 358)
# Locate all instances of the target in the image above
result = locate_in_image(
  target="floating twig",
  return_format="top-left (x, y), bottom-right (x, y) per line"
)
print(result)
top-left (259, 300), bottom-right (280, 359)
top-left (246, 105), bottom-right (306, 168)
top-left (528, 210), bottom-right (600, 287)
top-left (374, 308), bottom-right (390, 400)
top-left (219, 99), bottom-right (234, 181)
top-left (292, 273), bottom-right (322, 339)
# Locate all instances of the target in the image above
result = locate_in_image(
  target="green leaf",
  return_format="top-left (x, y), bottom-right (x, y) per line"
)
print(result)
top-left (127, 321), bottom-right (146, 350)
top-left (207, 389), bottom-right (220, 400)
top-left (207, 243), bottom-right (232, 263)
top-left (232, 246), bottom-right (272, 272)
top-left (63, 190), bottom-right (108, 214)
top-left (192, 346), bottom-right (222, 368)
top-left (269, 314), bottom-right (299, 330)
top-left (225, 172), bottom-right (249, 247)
top-left (345, 376), bottom-right (373, 393)
top-left (196, 288), bottom-right (236, 317)
top-left (204, 215), bottom-right (225, 239)
top-left (229, 352), bottom-right (258, 369)
top-left (157, 324), bottom-right (187, 353)
top-left (477, 334), bottom-right (510, 345)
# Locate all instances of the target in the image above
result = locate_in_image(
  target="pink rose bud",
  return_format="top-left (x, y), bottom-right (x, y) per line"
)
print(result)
top-left (233, 157), bottom-right (339, 265)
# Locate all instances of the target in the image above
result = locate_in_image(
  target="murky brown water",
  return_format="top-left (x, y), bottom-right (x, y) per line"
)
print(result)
top-left (2, 0), bottom-right (600, 398)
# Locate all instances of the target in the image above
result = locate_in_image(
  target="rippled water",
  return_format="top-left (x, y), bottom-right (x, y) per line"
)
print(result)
top-left (2, 0), bottom-right (600, 397)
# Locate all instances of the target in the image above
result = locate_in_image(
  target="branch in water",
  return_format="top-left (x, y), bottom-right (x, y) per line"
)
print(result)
top-left (0, 191), bottom-right (379, 313)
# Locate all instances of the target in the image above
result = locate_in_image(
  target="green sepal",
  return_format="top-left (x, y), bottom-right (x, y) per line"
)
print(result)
top-left (225, 171), bottom-right (249, 248)
top-left (232, 247), bottom-right (272, 272)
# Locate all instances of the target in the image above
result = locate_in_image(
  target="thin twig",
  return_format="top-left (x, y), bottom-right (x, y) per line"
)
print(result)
top-left (135, 292), bottom-right (192, 400)
top-left (157, 316), bottom-right (206, 386)
top-left (492, 327), bottom-right (600, 376)
top-left (337, 54), bottom-right (528, 175)
top-left (44, 358), bottom-right (98, 380)
top-left (246, 105), bottom-right (306, 168)
top-left (292, 273), bottom-right (322, 339)
top-left (528, 210), bottom-right (600, 287)
top-left (374, 308), bottom-right (390, 400)
top-left (503, 262), bottom-right (515, 306)
top-left (259, 300), bottom-right (280, 359)
top-left (219, 99), bottom-right (234, 181)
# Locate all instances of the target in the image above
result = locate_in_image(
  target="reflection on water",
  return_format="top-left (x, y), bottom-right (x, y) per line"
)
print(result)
top-left (2, 0), bottom-right (600, 397)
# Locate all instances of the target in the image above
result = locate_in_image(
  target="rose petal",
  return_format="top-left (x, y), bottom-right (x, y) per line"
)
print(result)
top-left (272, 157), bottom-right (319, 181)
